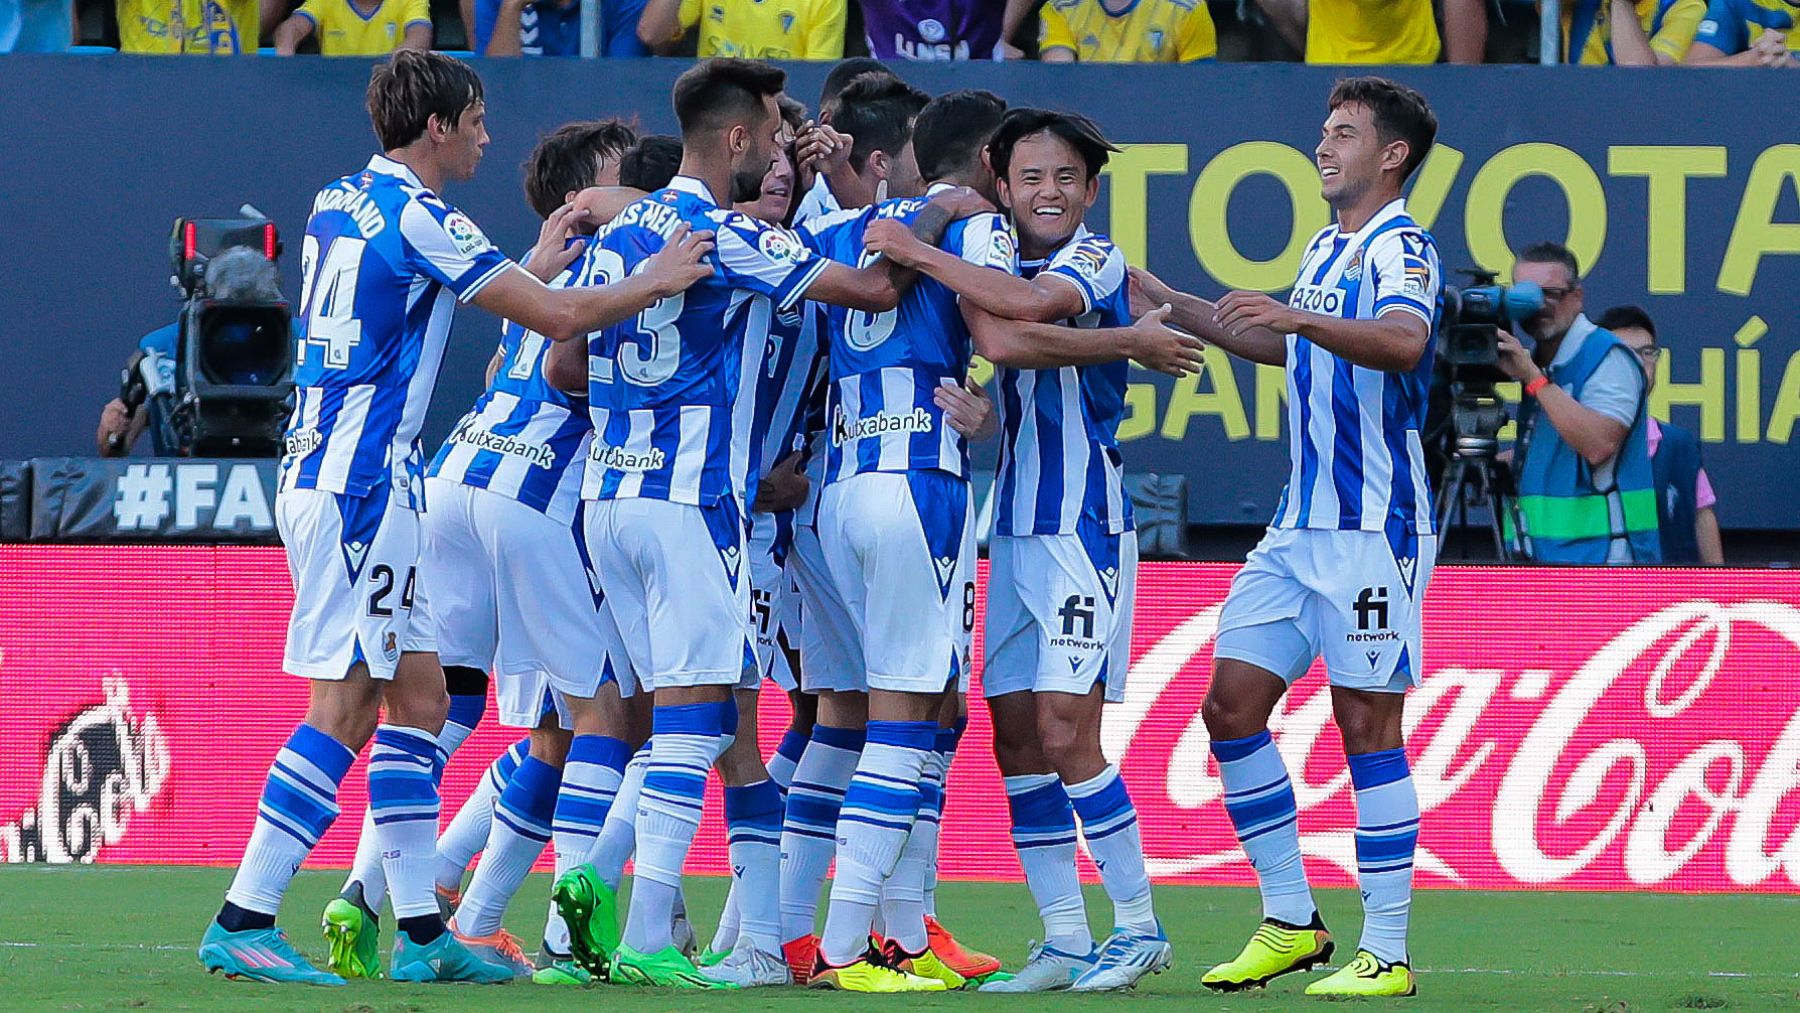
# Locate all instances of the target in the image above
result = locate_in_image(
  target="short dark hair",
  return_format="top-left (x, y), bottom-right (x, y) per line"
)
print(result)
top-left (672, 58), bottom-right (787, 137)
top-left (1597, 305), bottom-right (1657, 340)
top-left (1327, 76), bottom-right (1437, 182)
top-left (618, 135), bottom-right (683, 192)
top-left (912, 89), bottom-right (1007, 184)
top-left (989, 107), bottom-right (1118, 183)
top-left (820, 57), bottom-right (894, 112)
top-left (1518, 241), bottom-right (1582, 284)
top-left (833, 73), bottom-right (931, 171)
top-left (777, 94), bottom-right (809, 133)
top-left (367, 50), bottom-right (485, 152)
top-left (522, 119), bottom-right (639, 219)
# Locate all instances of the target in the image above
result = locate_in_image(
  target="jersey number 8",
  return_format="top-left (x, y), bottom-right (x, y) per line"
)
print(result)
top-left (845, 248), bottom-right (897, 351)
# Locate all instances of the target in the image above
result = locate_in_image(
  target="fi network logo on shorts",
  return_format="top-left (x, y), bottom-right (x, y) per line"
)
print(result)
top-left (1349, 586), bottom-right (1399, 643)
top-left (1051, 594), bottom-right (1102, 653)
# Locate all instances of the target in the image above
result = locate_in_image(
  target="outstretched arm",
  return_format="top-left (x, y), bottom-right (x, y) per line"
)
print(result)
top-left (1212, 290), bottom-right (1428, 373)
top-left (964, 301), bottom-right (1202, 376)
top-left (1129, 266), bottom-right (1286, 366)
top-left (862, 219), bottom-right (1084, 323)
top-left (471, 224), bottom-right (714, 342)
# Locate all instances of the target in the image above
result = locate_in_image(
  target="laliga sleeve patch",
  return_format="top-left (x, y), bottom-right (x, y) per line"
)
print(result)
top-left (757, 227), bottom-right (806, 264)
top-left (986, 225), bottom-right (1017, 269)
top-left (442, 211), bottom-right (491, 257)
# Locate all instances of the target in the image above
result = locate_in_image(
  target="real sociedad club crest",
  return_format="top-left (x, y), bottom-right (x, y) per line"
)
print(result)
top-left (1344, 248), bottom-right (1364, 282)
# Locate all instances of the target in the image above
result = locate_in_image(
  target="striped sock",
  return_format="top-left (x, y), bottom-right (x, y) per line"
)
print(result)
top-left (439, 693), bottom-right (486, 759)
top-left (369, 725), bottom-right (443, 922)
top-left (1212, 730), bottom-right (1314, 926)
top-left (224, 724), bottom-right (355, 918)
top-left (780, 724), bottom-right (863, 942)
top-left (1006, 772), bottom-right (1090, 954)
top-left (879, 749), bottom-right (944, 952)
top-left (923, 719), bottom-right (964, 918)
top-left (819, 720), bottom-right (933, 966)
top-left (725, 779), bottom-right (785, 953)
top-left (545, 735), bottom-right (631, 951)
top-left (622, 703), bottom-right (732, 954)
top-left (589, 745), bottom-right (650, 890)
top-left (455, 755), bottom-right (558, 937)
top-left (436, 737), bottom-right (526, 892)
top-left (767, 728), bottom-right (809, 795)
top-left (1066, 765), bottom-right (1156, 934)
top-left (1348, 748), bottom-right (1418, 965)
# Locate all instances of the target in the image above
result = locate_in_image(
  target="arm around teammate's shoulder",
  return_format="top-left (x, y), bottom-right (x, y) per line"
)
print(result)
top-left (471, 223), bottom-right (715, 342)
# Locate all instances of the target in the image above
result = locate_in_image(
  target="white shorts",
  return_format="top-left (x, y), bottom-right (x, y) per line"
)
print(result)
top-left (278, 485), bottom-right (433, 681)
top-left (421, 478), bottom-right (628, 728)
top-left (789, 521), bottom-right (863, 694)
top-left (983, 525), bottom-right (1137, 702)
top-left (749, 511), bottom-right (800, 692)
top-left (583, 496), bottom-right (750, 692)
top-left (817, 471), bottom-right (975, 695)
top-left (1214, 526), bottom-right (1436, 692)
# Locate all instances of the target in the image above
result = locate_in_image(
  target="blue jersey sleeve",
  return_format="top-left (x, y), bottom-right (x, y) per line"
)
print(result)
top-left (795, 206), bottom-right (869, 263)
top-left (1041, 234), bottom-right (1126, 315)
top-left (710, 210), bottom-right (828, 312)
top-left (1695, 0), bottom-right (1750, 52)
top-left (398, 195), bottom-right (516, 302)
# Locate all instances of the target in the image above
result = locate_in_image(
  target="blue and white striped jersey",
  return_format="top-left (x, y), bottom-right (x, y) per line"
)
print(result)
top-left (800, 188), bottom-right (1017, 482)
top-left (580, 176), bottom-right (827, 506)
top-left (281, 155), bottom-right (516, 507)
top-left (1271, 198), bottom-right (1442, 535)
top-left (993, 226), bottom-right (1135, 537)
top-left (427, 253), bottom-right (602, 525)
top-left (748, 299), bottom-right (827, 494)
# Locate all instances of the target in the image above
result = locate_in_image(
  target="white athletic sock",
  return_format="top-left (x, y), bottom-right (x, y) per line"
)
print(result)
top-left (1005, 772), bottom-right (1091, 954)
top-left (436, 738), bottom-right (527, 892)
top-left (621, 703), bottom-right (731, 954)
top-left (369, 724), bottom-right (443, 920)
top-left (589, 745), bottom-right (650, 889)
top-left (544, 735), bottom-right (630, 952)
top-left (725, 779), bottom-right (784, 953)
top-left (767, 727), bottom-right (808, 794)
top-left (879, 750), bottom-right (943, 953)
top-left (1211, 731), bottom-right (1315, 926)
top-left (344, 807), bottom-right (388, 913)
top-left (1066, 765), bottom-right (1157, 934)
top-left (779, 724), bottom-right (863, 942)
top-left (924, 720), bottom-right (963, 918)
top-left (225, 724), bottom-right (355, 916)
top-left (1348, 749), bottom-right (1418, 965)
top-left (818, 720), bottom-right (933, 966)
top-left (455, 755), bottom-right (558, 937)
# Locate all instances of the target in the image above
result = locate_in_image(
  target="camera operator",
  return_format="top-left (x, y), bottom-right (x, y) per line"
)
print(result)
top-left (1496, 242), bottom-right (1661, 564)
top-left (1599, 305), bottom-right (1725, 565)
top-left (97, 323), bottom-right (180, 457)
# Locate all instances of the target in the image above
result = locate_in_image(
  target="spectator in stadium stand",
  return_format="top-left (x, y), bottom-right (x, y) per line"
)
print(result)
top-left (1599, 305), bottom-right (1725, 565)
top-left (1497, 242), bottom-right (1662, 565)
top-left (1253, 0), bottom-right (1488, 63)
top-left (1036, 0), bottom-right (1217, 62)
top-left (1561, 0), bottom-right (1704, 64)
top-left (1684, 0), bottom-right (1797, 66)
top-left (637, 0), bottom-right (845, 57)
top-left (117, 0), bottom-right (277, 52)
top-left (856, 0), bottom-right (1040, 59)
top-left (0, 0), bottom-right (71, 51)
top-left (273, 0), bottom-right (430, 54)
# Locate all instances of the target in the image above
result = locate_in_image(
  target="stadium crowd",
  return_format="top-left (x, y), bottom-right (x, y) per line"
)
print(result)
top-left (3, 0), bottom-right (1798, 66)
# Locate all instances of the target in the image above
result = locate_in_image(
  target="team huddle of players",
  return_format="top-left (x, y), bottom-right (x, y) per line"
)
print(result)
top-left (197, 48), bottom-right (1443, 1000)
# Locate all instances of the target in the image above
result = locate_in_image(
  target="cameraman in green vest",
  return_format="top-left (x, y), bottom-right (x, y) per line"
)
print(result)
top-left (1493, 242), bottom-right (1661, 564)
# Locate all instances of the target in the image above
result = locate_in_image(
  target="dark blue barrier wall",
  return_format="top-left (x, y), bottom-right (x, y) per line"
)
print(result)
top-left (3, 58), bottom-right (1795, 526)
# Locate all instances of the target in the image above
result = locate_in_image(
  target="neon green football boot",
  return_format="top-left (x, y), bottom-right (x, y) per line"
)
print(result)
top-left (608, 944), bottom-right (739, 988)
top-left (1305, 949), bottom-right (1417, 997)
top-left (320, 882), bottom-right (382, 980)
top-left (1201, 915), bottom-right (1334, 992)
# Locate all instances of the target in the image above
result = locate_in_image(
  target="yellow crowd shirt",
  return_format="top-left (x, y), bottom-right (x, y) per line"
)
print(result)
top-left (294, 0), bottom-right (430, 54)
top-left (1305, 0), bottom-right (1441, 64)
top-left (1038, 0), bottom-right (1217, 63)
top-left (118, 0), bottom-right (259, 53)
top-left (1564, 0), bottom-right (1704, 63)
top-left (676, 0), bottom-right (846, 59)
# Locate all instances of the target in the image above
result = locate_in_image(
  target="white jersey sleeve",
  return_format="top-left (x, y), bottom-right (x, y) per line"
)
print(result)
top-left (398, 196), bottom-right (516, 302)
top-left (710, 210), bottom-right (828, 312)
top-left (1366, 227), bottom-right (1439, 327)
top-left (953, 212), bottom-right (1019, 273)
top-left (1040, 233), bottom-right (1126, 314)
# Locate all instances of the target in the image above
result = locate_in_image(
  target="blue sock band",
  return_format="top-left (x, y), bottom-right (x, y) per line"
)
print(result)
top-left (865, 720), bottom-right (937, 752)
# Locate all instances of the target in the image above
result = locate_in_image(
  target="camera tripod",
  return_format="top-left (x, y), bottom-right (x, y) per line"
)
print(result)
top-left (1433, 389), bottom-right (1527, 562)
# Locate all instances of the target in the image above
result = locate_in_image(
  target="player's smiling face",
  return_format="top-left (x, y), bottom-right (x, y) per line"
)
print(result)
top-left (738, 144), bottom-right (796, 225)
top-left (1316, 101), bottom-right (1383, 208)
top-left (999, 131), bottom-right (1096, 255)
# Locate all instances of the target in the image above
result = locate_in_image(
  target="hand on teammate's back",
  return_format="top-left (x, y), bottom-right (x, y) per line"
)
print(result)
top-left (936, 375), bottom-right (997, 440)
top-left (752, 451), bottom-right (811, 513)
top-left (642, 223), bottom-right (716, 296)
top-left (861, 218), bottom-right (930, 268)
top-left (1129, 303), bottom-right (1207, 377)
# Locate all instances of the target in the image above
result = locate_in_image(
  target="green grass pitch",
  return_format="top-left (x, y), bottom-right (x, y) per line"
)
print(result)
top-left (3, 866), bottom-right (1796, 1010)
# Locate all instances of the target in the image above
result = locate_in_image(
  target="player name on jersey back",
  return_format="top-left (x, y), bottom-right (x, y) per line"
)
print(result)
top-left (279, 154), bottom-right (514, 507)
top-left (580, 176), bottom-right (826, 507)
